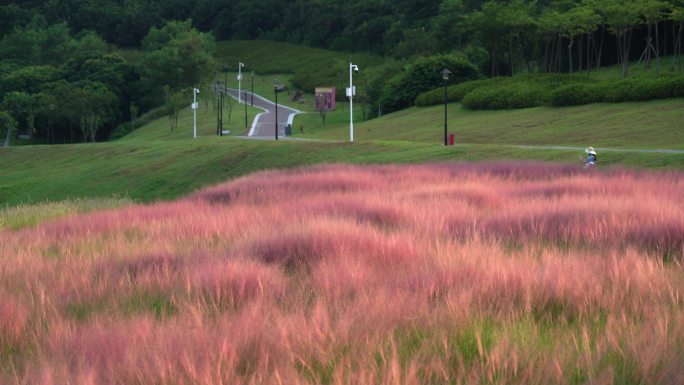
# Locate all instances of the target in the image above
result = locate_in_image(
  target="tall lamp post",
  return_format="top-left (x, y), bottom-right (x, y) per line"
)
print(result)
top-left (251, 71), bottom-right (255, 106)
top-left (274, 79), bottom-right (279, 141)
top-left (192, 88), bottom-right (200, 139)
top-left (442, 68), bottom-right (451, 146)
top-left (347, 63), bottom-right (359, 143)
top-left (238, 62), bottom-right (245, 103)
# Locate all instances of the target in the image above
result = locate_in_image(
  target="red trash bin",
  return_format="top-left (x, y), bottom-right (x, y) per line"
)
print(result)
top-left (448, 133), bottom-right (455, 146)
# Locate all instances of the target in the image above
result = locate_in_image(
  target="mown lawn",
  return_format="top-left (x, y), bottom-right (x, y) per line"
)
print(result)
top-left (292, 98), bottom-right (684, 150)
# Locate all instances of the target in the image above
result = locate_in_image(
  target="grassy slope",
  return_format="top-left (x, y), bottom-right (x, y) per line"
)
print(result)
top-left (214, 40), bottom-right (384, 75)
top-left (293, 99), bottom-right (684, 149)
top-left (2, 41), bottom-right (683, 207)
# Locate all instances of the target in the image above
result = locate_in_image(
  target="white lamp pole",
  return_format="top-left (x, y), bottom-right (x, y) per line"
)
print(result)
top-left (193, 88), bottom-right (200, 139)
top-left (238, 62), bottom-right (245, 103)
top-left (348, 63), bottom-right (358, 143)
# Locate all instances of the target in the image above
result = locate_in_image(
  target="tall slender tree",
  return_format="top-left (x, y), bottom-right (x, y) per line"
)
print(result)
top-left (604, 0), bottom-right (642, 77)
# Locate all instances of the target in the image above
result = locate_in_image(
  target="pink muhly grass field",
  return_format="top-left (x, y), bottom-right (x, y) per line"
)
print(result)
top-left (1, 161), bottom-right (683, 384)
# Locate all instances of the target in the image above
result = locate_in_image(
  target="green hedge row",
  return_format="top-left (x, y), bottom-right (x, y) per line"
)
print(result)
top-left (415, 73), bottom-right (684, 110)
top-left (550, 75), bottom-right (684, 106)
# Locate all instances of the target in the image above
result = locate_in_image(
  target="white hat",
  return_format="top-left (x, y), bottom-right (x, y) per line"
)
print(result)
top-left (585, 147), bottom-right (596, 155)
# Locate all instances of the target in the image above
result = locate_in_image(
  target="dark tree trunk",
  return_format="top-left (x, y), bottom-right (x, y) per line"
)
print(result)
top-left (555, 34), bottom-right (562, 72)
top-left (655, 21), bottom-right (661, 74)
top-left (596, 24), bottom-right (605, 68)
top-left (578, 35), bottom-right (583, 72)
top-left (543, 39), bottom-right (551, 72)
top-left (568, 37), bottom-right (574, 73)
top-left (587, 33), bottom-right (593, 73)
top-left (508, 34), bottom-right (514, 76)
top-left (646, 23), bottom-right (652, 68)
top-left (491, 39), bottom-right (499, 77)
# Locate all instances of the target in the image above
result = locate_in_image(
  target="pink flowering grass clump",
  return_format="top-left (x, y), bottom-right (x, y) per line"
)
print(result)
top-left (1, 161), bottom-right (684, 384)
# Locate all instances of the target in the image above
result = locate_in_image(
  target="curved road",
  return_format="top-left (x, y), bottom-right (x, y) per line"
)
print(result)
top-left (225, 88), bottom-right (302, 139)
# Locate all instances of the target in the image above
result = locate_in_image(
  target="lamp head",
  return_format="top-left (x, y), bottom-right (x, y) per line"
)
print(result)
top-left (442, 68), bottom-right (452, 80)
top-left (351, 64), bottom-right (359, 72)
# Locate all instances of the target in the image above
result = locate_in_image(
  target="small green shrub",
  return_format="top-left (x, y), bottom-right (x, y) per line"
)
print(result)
top-left (415, 78), bottom-right (502, 106)
top-left (462, 82), bottom-right (547, 110)
top-left (550, 84), bottom-right (605, 106)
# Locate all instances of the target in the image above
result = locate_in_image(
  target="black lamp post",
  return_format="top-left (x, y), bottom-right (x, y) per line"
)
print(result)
top-left (251, 71), bottom-right (255, 107)
top-left (244, 90), bottom-right (248, 129)
top-left (48, 103), bottom-right (55, 144)
top-left (442, 68), bottom-right (451, 146)
top-left (274, 79), bottom-right (279, 141)
top-left (219, 65), bottom-right (229, 136)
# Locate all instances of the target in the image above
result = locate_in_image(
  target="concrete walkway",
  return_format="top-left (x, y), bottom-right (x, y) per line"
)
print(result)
top-left (510, 144), bottom-right (684, 155)
top-left (225, 88), bottom-right (302, 139)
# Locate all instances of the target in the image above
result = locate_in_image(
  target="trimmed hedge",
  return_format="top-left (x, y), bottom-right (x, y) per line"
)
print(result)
top-left (415, 78), bottom-right (502, 106)
top-left (549, 84), bottom-right (604, 106)
top-left (416, 72), bottom-right (684, 110)
top-left (551, 75), bottom-right (684, 107)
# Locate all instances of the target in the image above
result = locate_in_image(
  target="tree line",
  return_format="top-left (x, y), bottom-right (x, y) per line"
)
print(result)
top-left (0, 18), bottom-right (213, 144)
top-left (3, 0), bottom-right (683, 74)
top-left (1, 0), bottom-right (684, 143)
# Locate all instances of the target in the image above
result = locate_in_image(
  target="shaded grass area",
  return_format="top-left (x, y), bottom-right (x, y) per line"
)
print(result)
top-left (293, 98), bottom-right (684, 150)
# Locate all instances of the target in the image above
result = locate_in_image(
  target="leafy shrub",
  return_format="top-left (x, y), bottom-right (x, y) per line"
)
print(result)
top-left (550, 84), bottom-right (605, 107)
top-left (415, 78), bottom-right (502, 106)
top-left (462, 82), bottom-right (547, 110)
top-left (602, 75), bottom-right (684, 103)
top-left (379, 53), bottom-right (480, 113)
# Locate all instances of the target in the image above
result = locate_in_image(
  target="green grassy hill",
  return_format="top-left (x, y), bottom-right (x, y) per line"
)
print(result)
top-left (2, 41), bottom-right (684, 211)
top-left (3, 97), bottom-right (683, 209)
top-left (293, 98), bottom-right (684, 150)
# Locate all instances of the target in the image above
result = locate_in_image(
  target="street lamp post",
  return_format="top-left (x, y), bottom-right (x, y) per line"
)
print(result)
top-left (238, 62), bottom-right (245, 103)
top-left (442, 68), bottom-right (451, 146)
top-left (348, 63), bottom-right (358, 143)
top-left (193, 88), bottom-right (200, 139)
top-left (244, 90), bottom-right (248, 129)
top-left (48, 103), bottom-right (55, 144)
top-left (274, 80), bottom-right (279, 141)
top-left (251, 71), bottom-right (255, 106)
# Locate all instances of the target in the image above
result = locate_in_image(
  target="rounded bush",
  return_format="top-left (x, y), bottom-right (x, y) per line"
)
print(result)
top-left (550, 84), bottom-right (604, 107)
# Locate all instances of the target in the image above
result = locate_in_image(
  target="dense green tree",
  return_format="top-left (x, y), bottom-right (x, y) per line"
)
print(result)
top-left (672, 4), bottom-right (684, 71)
top-left (638, 0), bottom-right (668, 72)
top-left (560, 5), bottom-right (600, 73)
top-left (139, 20), bottom-right (215, 93)
top-left (471, 2), bottom-right (509, 76)
top-left (1, 91), bottom-right (36, 138)
top-left (0, 16), bottom-right (71, 65)
top-left (0, 111), bottom-right (16, 146)
top-left (379, 53), bottom-right (480, 113)
top-left (431, 0), bottom-right (469, 52)
top-left (604, 0), bottom-right (642, 77)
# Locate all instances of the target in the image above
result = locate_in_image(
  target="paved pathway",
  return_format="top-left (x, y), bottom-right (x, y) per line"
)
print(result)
top-left (225, 88), bottom-right (302, 139)
top-left (510, 144), bottom-right (684, 155)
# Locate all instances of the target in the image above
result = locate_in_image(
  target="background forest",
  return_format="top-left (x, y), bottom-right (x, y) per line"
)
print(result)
top-left (1, 0), bottom-right (683, 144)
